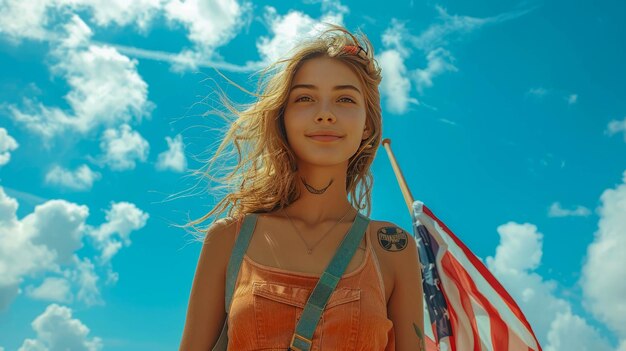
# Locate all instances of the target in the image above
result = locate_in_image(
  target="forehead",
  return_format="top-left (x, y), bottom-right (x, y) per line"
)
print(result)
top-left (291, 57), bottom-right (362, 89)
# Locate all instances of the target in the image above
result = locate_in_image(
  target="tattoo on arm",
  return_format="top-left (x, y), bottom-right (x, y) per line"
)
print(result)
top-left (412, 322), bottom-right (426, 351)
top-left (377, 226), bottom-right (408, 252)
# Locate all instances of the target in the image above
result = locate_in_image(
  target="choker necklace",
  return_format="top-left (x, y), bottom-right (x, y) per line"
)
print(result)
top-left (280, 206), bottom-right (354, 255)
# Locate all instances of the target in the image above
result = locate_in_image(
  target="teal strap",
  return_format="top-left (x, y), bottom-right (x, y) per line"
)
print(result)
top-left (290, 212), bottom-right (370, 351)
top-left (224, 213), bottom-right (258, 313)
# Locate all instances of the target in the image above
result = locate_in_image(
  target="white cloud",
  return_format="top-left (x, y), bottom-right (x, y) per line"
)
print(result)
top-left (581, 170), bottom-right (626, 345)
top-left (567, 94), bottom-right (578, 105)
top-left (606, 117), bottom-right (626, 142)
top-left (380, 18), bottom-right (411, 57)
top-left (526, 87), bottom-right (549, 98)
top-left (409, 6), bottom-right (485, 51)
top-left (0, 127), bottom-right (19, 166)
top-left (378, 19), bottom-right (457, 114)
top-left (105, 267), bottom-right (119, 286)
top-left (0, 0), bottom-right (253, 50)
top-left (545, 311), bottom-right (612, 351)
top-left (9, 15), bottom-right (153, 141)
top-left (0, 0), bottom-right (56, 42)
top-left (86, 0), bottom-right (333, 73)
top-left (162, 0), bottom-right (253, 71)
top-left (439, 118), bottom-right (458, 126)
top-left (23, 199), bottom-right (90, 265)
top-left (98, 124), bottom-right (149, 171)
top-left (378, 20), bottom-right (418, 114)
top-left (164, 0), bottom-right (251, 49)
top-left (0, 187), bottom-right (92, 309)
top-left (525, 90), bottom-right (578, 105)
top-left (0, 188), bottom-right (45, 309)
top-left (412, 47), bottom-right (457, 94)
top-left (488, 222), bottom-right (543, 272)
top-left (548, 202), bottom-right (591, 218)
top-left (0, 187), bottom-right (145, 310)
top-left (314, 0), bottom-right (350, 16)
top-left (9, 102), bottom-right (70, 142)
top-left (1, 0), bottom-right (255, 73)
top-left (486, 221), bottom-right (612, 349)
top-left (106, 42), bottom-right (264, 72)
top-left (88, 201), bottom-right (149, 263)
top-left (108, 0), bottom-right (349, 72)
top-left (70, 257), bottom-right (102, 306)
top-left (410, 5), bottom-right (536, 52)
top-left (45, 164), bottom-right (101, 191)
top-left (19, 256), bottom-right (107, 308)
top-left (257, 7), bottom-right (317, 63)
top-left (379, 49), bottom-right (417, 114)
top-left (59, 13), bottom-right (92, 47)
top-left (156, 134), bottom-right (187, 172)
top-left (256, 2), bottom-right (347, 64)
top-left (376, 5), bottom-right (534, 114)
top-left (314, 0), bottom-right (349, 32)
top-left (330, 5), bottom-right (533, 115)
top-left (18, 304), bottom-right (102, 351)
top-left (26, 277), bottom-right (73, 304)
top-left (58, 0), bottom-right (162, 32)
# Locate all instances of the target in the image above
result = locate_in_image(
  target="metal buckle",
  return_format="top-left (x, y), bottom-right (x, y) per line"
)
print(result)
top-left (289, 333), bottom-right (312, 351)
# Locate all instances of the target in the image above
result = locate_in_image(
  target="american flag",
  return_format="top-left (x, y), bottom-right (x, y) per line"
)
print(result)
top-left (411, 200), bottom-right (542, 351)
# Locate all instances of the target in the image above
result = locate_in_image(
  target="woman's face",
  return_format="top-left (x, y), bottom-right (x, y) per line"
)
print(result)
top-left (283, 57), bottom-right (369, 167)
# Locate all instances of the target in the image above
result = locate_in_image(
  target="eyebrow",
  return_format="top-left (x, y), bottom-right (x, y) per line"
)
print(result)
top-left (290, 84), bottom-right (361, 95)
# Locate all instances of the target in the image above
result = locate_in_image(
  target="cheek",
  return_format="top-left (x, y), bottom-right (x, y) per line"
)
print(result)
top-left (282, 115), bottom-right (306, 149)
top-left (283, 105), bottom-right (314, 133)
top-left (346, 109), bottom-right (368, 133)
top-left (283, 112), bottom-right (301, 138)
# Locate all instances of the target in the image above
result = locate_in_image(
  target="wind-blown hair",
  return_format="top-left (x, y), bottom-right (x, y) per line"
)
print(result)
top-left (184, 23), bottom-right (383, 237)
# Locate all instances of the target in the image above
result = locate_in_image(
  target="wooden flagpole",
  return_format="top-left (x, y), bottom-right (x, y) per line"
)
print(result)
top-left (381, 138), bottom-right (415, 215)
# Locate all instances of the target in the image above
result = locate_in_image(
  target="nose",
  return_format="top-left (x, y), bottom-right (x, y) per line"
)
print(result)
top-left (315, 104), bottom-right (337, 123)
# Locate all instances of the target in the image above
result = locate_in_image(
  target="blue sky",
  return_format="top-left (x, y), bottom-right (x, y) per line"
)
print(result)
top-left (1, 0), bottom-right (625, 350)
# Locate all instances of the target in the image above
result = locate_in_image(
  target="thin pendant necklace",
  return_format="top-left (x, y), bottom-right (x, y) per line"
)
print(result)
top-left (280, 206), bottom-right (354, 255)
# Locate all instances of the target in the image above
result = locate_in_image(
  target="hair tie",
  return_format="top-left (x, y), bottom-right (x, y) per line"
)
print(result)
top-left (342, 45), bottom-right (368, 60)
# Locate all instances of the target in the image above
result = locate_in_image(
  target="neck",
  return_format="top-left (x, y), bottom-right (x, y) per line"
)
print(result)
top-left (281, 162), bottom-right (356, 227)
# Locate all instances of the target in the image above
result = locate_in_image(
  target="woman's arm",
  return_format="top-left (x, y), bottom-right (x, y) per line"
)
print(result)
top-left (386, 223), bottom-right (426, 351)
top-left (179, 217), bottom-right (238, 351)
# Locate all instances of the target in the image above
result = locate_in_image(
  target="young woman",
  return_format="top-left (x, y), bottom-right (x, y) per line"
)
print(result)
top-left (179, 24), bottom-right (425, 351)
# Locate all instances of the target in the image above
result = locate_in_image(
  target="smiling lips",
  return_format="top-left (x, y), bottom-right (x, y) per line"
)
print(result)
top-left (306, 130), bottom-right (344, 142)
top-left (308, 135), bottom-right (343, 142)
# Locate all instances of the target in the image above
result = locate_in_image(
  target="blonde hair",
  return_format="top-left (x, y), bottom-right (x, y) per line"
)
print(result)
top-left (182, 23), bottom-right (383, 237)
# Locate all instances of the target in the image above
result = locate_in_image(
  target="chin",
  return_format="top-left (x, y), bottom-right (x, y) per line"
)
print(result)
top-left (295, 153), bottom-right (349, 167)
top-left (292, 142), bottom-right (359, 164)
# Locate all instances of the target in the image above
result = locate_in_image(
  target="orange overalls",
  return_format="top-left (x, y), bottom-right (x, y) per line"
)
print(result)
top-left (226, 218), bottom-right (396, 350)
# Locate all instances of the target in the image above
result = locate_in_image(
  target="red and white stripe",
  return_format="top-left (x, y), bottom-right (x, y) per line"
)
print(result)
top-left (412, 201), bottom-right (542, 351)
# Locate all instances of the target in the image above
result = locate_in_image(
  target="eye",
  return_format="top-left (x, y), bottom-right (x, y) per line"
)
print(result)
top-left (338, 96), bottom-right (356, 103)
top-left (295, 96), bottom-right (313, 102)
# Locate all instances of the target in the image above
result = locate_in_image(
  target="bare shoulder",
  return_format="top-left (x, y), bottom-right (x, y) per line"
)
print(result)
top-left (367, 219), bottom-right (415, 296)
top-left (369, 219), bottom-right (418, 277)
top-left (369, 219), bottom-right (413, 255)
top-left (196, 215), bottom-right (245, 278)
top-left (203, 216), bottom-right (242, 262)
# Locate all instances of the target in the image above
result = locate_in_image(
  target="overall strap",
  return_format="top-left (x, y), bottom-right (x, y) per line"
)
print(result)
top-left (290, 212), bottom-right (370, 351)
top-left (224, 213), bottom-right (258, 313)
